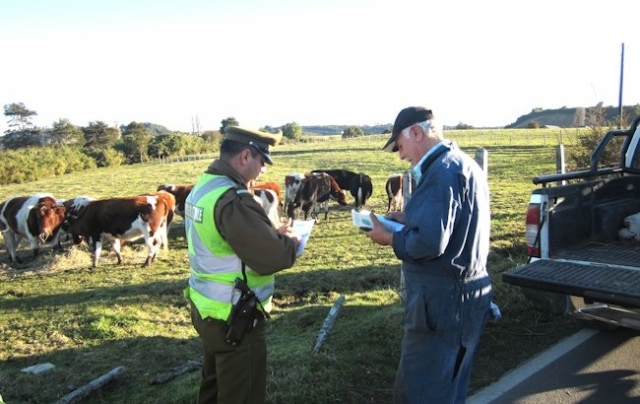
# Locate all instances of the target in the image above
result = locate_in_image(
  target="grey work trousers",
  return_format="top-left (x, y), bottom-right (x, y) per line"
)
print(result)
top-left (394, 273), bottom-right (492, 404)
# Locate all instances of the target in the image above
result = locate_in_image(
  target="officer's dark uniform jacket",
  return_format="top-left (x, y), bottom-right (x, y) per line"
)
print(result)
top-left (184, 159), bottom-right (297, 321)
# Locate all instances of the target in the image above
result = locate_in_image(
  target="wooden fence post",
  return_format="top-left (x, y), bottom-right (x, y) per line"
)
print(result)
top-left (475, 148), bottom-right (488, 173)
top-left (312, 295), bottom-right (345, 354)
top-left (556, 145), bottom-right (566, 186)
top-left (56, 366), bottom-right (126, 404)
top-left (402, 170), bottom-right (413, 208)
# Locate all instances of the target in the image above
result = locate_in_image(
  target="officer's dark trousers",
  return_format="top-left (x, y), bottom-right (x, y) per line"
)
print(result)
top-left (191, 303), bottom-right (267, 404)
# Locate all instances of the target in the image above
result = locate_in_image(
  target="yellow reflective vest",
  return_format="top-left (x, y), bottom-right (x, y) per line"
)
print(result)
top-left (184, 173), bottom-right (274, 321)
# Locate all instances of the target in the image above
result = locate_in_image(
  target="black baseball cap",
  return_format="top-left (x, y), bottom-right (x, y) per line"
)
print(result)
top-left (383, 106), bottom-right (434, 152)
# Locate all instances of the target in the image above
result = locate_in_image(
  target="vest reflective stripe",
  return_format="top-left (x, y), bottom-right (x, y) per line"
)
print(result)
top-left (185, 173), bottom-right (275, 320)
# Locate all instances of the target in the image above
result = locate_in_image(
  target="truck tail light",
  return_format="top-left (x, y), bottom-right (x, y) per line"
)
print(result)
top-left (526, 203), bottom-right (541, 257)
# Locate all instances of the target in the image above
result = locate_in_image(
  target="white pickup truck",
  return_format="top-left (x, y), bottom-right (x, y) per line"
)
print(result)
top-left (503, 116), bottom-right (640, 330)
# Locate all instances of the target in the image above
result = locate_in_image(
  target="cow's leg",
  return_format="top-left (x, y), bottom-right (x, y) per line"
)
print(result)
top-left (90, 237), bottom-right (103, 268)
top-left (27, 236), bottom-right (40, 259)
top-left (111, 239), bottom-right (123, 265)
top-left (50, 228), bottom-right (64, 251)
top-left (143, 235), bottom-right (159, 268)
top-left (2, 230), bottom-right (20, 263)
top-left (160, 224), bottom-right (168, 250)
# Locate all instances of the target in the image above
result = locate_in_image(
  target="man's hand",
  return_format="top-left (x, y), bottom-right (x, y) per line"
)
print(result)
top-left (278, 218), bottom-right (301, 247)
top-left (385, 211), bottom-right (406, 224)
top-left (363, 213), bottom-right (393, 246)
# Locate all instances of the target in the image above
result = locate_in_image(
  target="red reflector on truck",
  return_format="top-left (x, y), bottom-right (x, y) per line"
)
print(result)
top-left (526, 203), bottom-right (540, 257)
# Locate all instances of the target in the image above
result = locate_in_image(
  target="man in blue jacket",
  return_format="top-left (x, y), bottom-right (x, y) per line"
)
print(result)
top-left (364, 106), bottom-right (493, 404)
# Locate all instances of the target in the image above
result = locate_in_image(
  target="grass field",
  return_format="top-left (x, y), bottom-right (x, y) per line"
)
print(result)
top-left (0, 129), bottom-right (583, 403)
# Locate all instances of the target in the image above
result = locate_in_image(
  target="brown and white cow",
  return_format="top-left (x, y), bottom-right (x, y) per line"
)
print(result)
top-left (61, 195), bottom-right (97, 246)
top-left (284, 173), bottom-right (306, 207)
top-left (251, 188), bottom-right (282, 227)
top-left (0, 193), bottom-right (66, 263)
top-left (67, 194), bottom-right (171, 268)
top-left (385, 174), bottom-right (404, 212)
top-left (251, 181), bottom-right (283, 207)
top-left (287, 172), bottom-right (347, 221)
top-left (145, 190), bottom-right (176, 250)
top-left (156, 184), bottom-right (193, 217)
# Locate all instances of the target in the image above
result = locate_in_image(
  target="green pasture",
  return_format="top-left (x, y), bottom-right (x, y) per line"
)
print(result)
top-left (0, 129), bottom-right (582, 403)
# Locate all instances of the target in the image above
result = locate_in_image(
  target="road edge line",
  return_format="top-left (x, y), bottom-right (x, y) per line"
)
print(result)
top-left (467, 328), bottom-right (599, 404)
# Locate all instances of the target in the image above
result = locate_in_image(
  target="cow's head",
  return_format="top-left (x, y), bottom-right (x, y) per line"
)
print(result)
top-left (331, 190), bottom-right (348, 206)
top-left (36, 198), bottom-right (66, 242)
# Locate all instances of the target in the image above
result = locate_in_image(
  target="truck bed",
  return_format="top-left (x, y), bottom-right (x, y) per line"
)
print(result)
top-left (503, 242), bottom-right (640, 308)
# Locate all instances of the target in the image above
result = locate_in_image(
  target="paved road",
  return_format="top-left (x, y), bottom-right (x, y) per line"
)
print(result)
top-left (468, 327), bottom-right (640, 403)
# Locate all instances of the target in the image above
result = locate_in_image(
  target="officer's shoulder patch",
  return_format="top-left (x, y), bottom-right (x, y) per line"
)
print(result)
top-left (234, 186), bottom-right (253, 198)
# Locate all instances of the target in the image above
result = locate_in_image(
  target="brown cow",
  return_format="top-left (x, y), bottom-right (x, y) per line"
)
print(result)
top-left (68, 194), bottom-right (170, 268)
top-left (385, 174), bottom-right (404, 212)
top-left (0, 193), bottom-right (66, 263)
top-left (156, 184), bottom-right (193, 217)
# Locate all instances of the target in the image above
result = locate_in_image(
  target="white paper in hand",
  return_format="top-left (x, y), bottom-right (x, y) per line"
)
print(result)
top-left (352, 209), bottom-right (405, 232)
top-left (293, 219), bottom-right (315, 256)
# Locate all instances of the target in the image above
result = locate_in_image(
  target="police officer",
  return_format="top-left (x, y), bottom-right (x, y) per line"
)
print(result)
top-left (184, 125), bottom-right (301, 404)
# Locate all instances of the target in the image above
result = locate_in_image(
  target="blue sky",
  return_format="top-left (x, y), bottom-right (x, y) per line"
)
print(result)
top-left (1, 0), bottom-right (638, 133)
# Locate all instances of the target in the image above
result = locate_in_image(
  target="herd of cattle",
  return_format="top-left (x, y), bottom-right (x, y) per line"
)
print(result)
top-left (0, 169), bottom-right (405, 268)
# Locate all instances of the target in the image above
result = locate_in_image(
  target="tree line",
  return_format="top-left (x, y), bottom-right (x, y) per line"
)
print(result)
top-left (0, 103), bottom-right (315, 185)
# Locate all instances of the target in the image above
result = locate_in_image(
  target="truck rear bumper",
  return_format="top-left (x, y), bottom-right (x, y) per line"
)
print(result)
top-left (503, 258), bottom-right (640, 308)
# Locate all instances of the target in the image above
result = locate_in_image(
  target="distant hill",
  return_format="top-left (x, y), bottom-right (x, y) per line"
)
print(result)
top-left (302, 124), bottom-right (391, 135)
top-left (301, 105), bottom-right (640, 135)
top-left (506, 104), bottom-right (640, 129)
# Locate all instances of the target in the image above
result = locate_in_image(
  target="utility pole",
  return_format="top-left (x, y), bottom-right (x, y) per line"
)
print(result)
top-left (618, 42), bottom-right (625, 128)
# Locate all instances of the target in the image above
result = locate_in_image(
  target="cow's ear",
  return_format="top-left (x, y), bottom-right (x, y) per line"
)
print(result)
top-left (56, 206), bottom-right (66, 215)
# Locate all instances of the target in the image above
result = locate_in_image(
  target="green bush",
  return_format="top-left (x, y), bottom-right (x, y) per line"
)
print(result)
top-left (94, 149), bottom-right (126, 167)
top-left (0, 146), bottom-right (98, 185)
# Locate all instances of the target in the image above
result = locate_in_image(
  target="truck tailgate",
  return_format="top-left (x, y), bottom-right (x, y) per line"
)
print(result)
top-left (503, 243), bottom-right (640, 308)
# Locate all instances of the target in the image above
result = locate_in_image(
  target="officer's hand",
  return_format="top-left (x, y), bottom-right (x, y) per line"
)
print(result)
top-left (278, 219), bottom-right (301, 246)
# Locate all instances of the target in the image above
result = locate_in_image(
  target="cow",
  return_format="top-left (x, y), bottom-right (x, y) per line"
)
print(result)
top-left (350, 172), bottom-right (373, 211)
top-left (61, 196), bottom-right (97, 245)
top-left (156, 184), bottom-right (193, 217)
top-left (0, 193), bottom-right (66, 263)
top-left (385, 174), bottom-right (404, 212)
top-left (251, 188), bottom-right (281, 227)
top-left (251, 181), bottom-right (283, 207)
top-left (311, 169), bottom-right (357, 191)
top-left (287, 172), bottom-right (346, 221)
top-left (284, 173), bottom-right (306, 207)
top-left (67, 195), bottom-right (171, 268)
top-left (147, 190), bottom-right (176, 250)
